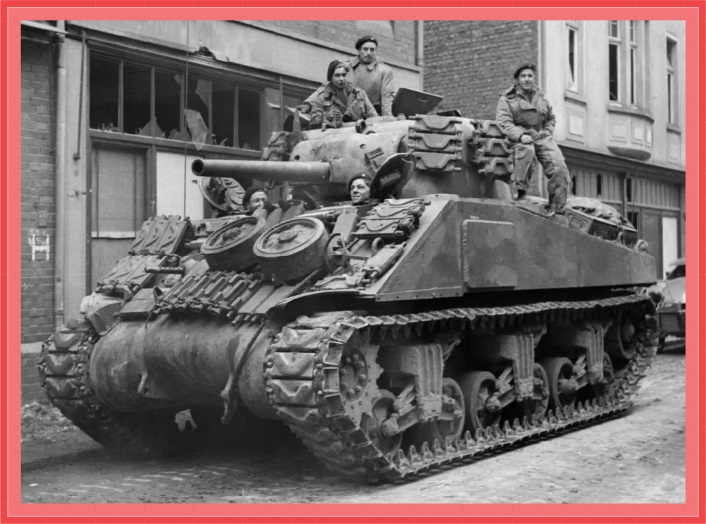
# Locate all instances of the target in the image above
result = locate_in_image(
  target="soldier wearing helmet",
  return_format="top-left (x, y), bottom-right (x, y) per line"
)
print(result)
top-left (496, 63), bottom-right (570, 215)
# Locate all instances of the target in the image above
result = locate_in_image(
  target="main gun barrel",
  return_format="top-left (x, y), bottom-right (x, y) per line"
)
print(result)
top-left (191, 159), bottom-right (331, 184)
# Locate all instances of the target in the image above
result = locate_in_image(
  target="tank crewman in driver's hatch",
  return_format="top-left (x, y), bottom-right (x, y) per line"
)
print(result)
top-left (345, 35), bottom-right (396, 117)
top-left (496, 63), bottom-right (570, 215)
top-left (242, 186), bottom-right (277, 220)
top-left (349, 173), bottom-right (377, 206)
top-left (308, 60), bottom-right (377, 129)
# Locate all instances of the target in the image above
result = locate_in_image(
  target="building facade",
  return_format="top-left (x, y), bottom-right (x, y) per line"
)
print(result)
top-left (20, 20), bottom-right (422, 401)
top-left (425, 20), bottom-right (686, 280)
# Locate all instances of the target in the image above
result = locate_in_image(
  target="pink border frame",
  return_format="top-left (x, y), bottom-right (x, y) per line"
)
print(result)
top-left (2, 2), bottom-right (702, 522)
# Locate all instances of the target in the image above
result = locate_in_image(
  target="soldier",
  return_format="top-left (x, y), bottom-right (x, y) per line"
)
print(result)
top-left (346, 35), bottom-right (396, 117)
top-left (496, 63), bottom-right (570, 215)
top-left (308, 60), bottom-right (377, 129)
top-left (349, 173), bottom-right (373, 205)
top-left (242, 187), bottom-right (270, 213)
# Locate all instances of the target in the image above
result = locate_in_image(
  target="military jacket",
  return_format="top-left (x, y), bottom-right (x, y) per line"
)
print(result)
top-left (308, 82), bottom-right (377, 128)
top-left (345, 56), bottom-right (396, 116)
top-left (495, 84), bottom-right (556, 143)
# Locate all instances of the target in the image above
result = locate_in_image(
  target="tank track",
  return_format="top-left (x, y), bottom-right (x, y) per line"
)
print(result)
top-left (265, 294), bottom-right (657, 483)
top-left (37, 321), bottom-right (189, 454)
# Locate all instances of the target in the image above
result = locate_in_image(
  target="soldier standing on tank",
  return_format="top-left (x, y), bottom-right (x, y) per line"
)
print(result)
top-left (345, 35), bottom-right (396, 117)
top-left (308, 60), bottom-right (377, 129)
top-left (496, 63), bottom-right (570, 215)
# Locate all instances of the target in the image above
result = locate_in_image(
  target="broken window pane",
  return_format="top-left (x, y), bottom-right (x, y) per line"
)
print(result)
top-left (155, 70), bottom-right (182, 139)
top-left (212, 81), bottom-right (235, 147)
top-left (123, 63), bottom-right (151, 134)
top-left (238, 89), bottom-right (260, 150)
top-left (89, 56), bottom-right (119, 131)
top-left (185, 77), bottom-right (210, 128)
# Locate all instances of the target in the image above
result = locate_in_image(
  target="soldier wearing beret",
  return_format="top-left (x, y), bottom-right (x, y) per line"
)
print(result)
top-left (349, 173), bottom-right (374, 205)
top-left (496, 63), bottom-right (570, 215)
top-left (308, 60), bottom-right (377, 129)
top-left (344, 35), bottom-right (396, 117)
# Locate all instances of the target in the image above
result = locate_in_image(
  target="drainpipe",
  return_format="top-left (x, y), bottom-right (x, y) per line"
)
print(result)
top-left (54, 21), bottom-right (66, 327)
top-left (416, 21), bottom-right (424, 88)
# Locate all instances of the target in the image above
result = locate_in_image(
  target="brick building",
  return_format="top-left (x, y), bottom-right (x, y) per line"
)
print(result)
top-left (424, 20), bottom-right (686, 279)
top-left (21, 24), bottom-right (62, 402)
top-left (19, 20), bottom-right (422, 402)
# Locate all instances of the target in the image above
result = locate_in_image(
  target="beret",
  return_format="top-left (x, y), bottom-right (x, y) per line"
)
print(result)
top-left (513, 63), bottom-right (537, 79)
top-left (242, 186), bottom-right (267, 207)
top-left (348, 173), bottom-right (372, 191)
top-left (355, 35), bottom-right (378, 50)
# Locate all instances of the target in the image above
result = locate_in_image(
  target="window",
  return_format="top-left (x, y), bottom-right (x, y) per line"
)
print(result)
top-left (596, 174), bottom-right (603, 197)
top-left (566, 23), bottom-right (580, 92)
top-left (89, 57), bottom-right (119, 130)
top-left (608, 21), bottom-right (621, 102)
top-left (89, 53), bottom-right (264, 150)
top-left (609, 20), bottom-right (619, 38)
top-left (627, 211), bottom-right (639, 232)
top-left (626, 178), bottom-right (633, 202)
top-left (607, 21), bottom-right (647, 108)
top-left (666, 37), bottom-right (678, 125)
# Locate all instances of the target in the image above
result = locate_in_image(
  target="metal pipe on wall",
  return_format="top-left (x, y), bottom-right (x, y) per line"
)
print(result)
top-left (416, 21), bottom-right (424, 88)
top-left (54, 21), bottom-right (66, 327)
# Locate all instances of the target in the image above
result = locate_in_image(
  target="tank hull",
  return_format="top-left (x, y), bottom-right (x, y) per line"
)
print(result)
top-left (38, 113), bottom-right (660, 483)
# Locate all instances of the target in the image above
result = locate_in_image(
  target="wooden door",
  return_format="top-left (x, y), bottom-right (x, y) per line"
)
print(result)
top-left (90, 145), bottom-right (147, 289)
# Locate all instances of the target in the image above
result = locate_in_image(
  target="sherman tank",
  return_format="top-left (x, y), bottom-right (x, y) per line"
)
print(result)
top-left (38, 98), bottom-right (659, 483)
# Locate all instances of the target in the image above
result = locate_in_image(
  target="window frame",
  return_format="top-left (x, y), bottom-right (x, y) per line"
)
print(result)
top-left (87, 49), bottom-right (308, 154)
top-left (608, 20), bottom-right (622, 103)
top-left (666, 36), bottom-right (678, 125)
top-left (566, 21), bottom-right (582, 93)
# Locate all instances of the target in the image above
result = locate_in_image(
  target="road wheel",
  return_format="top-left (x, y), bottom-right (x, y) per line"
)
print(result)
top-left (458, 371), bottom-right (501, 435)
top-left (540, 357), bottom-right (578, 411)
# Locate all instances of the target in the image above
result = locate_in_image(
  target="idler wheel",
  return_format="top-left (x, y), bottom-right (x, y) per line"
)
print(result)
top-left (254, 217), bottom-right (329, 283)
top-left (540, 357), bottom-right (578, 410)
top-left (522, 363), bottom-right (550, 422)
top-left (459, 371), bottom-right (502, 434)
top-left (201, 216), bottom-right (266, 271)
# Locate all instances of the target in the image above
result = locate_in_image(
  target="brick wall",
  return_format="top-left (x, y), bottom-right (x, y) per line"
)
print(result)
top-left (21, 38), bottom-right (56, 344)
top-left (22, 347), bottom-right (46, 404)
top-left (423, 21), bottom-right (538, 119)
top-left (248, 20), bottom-right (418, 66)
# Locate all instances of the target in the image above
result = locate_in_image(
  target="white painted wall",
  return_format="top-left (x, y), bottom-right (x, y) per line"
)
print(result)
top-left (661, 216), bottom-right (678, 279)
top-left (156, 152), bottom-right (206, 220)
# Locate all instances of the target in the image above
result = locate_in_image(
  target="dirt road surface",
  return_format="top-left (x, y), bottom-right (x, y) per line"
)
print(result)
top-left (20, 348), bottom-right (685, 505)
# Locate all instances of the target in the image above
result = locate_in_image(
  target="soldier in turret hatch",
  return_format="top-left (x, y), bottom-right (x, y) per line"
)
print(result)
top-left (349, 173), bottom-right (378, 206)
top-left (308, 60), bottom-right (377, 130)
top-left (345, 35), bottom-right (396, 117)
top-left (496, 63), bottom-right (570, 216)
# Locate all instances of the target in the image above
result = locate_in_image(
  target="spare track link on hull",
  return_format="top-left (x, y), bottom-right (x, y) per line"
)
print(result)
top-left (265, 295), bottom-right (657, 484)
top-left (37, 322), bottom-right (186, 454)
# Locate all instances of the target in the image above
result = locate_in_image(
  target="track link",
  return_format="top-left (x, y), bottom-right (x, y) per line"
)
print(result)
top-left (265, 294), bottom-right (657, 483)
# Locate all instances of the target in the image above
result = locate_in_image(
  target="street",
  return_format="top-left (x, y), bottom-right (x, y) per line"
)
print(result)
top-left (21, 346), bottom-right (686, 505)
